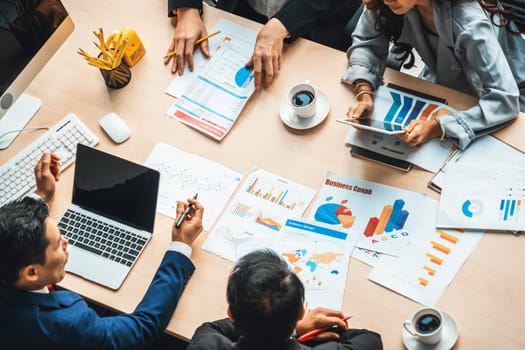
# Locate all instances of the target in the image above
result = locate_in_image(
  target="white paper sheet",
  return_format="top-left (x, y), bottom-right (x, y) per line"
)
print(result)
top-left (437, 163), bottom-right (525, 231)
top-left (368, 198), bottom-right (484, 306)
top-left (144, 143), bottom-right (243, 231)
top-left (234, 218), bottom-right (355, 310)
top-left (165, 19), bottom-right (257, 141)
top-left (202, 168), bottom-right (317, 262)
top-left (429, 135), bottom-right (525, 192)
top-left (307, 171), bottom-right (427, 257)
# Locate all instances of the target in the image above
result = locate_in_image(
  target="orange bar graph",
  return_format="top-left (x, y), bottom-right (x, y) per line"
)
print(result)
top-left (426, 253), bottom-right (443, 266)
top-left (423, 266), bottom-right (436, 276)
top-left (431, 240), bottom-right (451, 254)
top-left (419, 277), bottom-right (429, 286)
top-left (437, 229), bottom-right (459, 244)
top-left (374, 205), bottom-right (393, 235)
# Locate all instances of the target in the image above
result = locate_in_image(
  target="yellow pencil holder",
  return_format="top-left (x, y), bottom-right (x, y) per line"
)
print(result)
top-left (99, 60), bottom-right (132, 89)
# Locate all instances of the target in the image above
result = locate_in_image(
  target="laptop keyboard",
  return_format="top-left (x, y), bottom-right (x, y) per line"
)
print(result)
top-left (58, 209), bottom-right (148, 267)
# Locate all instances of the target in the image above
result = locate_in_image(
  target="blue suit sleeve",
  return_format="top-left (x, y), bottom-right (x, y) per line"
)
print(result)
top-left (43, 251), bottom-right (195, 349)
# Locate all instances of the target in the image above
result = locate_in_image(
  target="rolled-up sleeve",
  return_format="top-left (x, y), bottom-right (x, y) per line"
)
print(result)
top-left (341, 8), bottom-right (389, 89)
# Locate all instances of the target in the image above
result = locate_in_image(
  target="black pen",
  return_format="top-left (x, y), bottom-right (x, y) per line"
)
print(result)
top-left (175, 193), bottom-right (198, 229)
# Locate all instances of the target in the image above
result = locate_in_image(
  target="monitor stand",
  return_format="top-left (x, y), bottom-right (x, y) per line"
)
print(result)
top-left (0, 93), bottom-right (41, 150)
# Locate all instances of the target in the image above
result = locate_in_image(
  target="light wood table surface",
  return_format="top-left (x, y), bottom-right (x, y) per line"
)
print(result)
top-left (1, 1), bottom-right (524, 348)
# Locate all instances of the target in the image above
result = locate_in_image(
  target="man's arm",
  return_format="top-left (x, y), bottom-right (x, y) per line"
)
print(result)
top-left (46, 200), bottom-right (204, 349)
top-left (165, 0), bottom-right (209, 74)
top-left (34, 153), bottom-right (61, 203)
top-left (273, 0), bottom-right (347, 41)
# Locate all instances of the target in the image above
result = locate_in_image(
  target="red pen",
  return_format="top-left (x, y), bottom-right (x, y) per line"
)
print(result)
top-left (297, 316), bottom-right (352, 343)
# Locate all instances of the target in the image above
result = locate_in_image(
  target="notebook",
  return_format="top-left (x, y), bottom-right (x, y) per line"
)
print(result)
top-left (57, 144), bottom-right (160, 289)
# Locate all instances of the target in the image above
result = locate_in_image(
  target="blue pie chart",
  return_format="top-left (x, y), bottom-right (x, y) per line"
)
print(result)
top-left (234, 66), bottom-right (253, 88)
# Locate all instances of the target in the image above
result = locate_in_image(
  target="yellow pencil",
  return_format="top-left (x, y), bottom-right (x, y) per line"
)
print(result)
top-left (163, 30), bottom-right (221, 59)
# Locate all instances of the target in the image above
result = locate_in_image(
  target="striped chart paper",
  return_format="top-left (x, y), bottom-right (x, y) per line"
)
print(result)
top-left (370, 85), bottom-right (455, 131)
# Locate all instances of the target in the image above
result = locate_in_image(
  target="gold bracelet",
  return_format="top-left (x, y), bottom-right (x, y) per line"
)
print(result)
top-left (355, 90), bottom-right (374, 101)
top-left (353, 82), bottom-right (370, 91)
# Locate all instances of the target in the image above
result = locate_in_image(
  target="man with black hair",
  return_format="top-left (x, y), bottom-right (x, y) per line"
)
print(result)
top-left (0, 153), bottom-right (204, 349)
top-left (187, 249), bottom-right (382, 349)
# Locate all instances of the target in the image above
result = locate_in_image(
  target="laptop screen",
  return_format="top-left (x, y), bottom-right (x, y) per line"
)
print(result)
top-left (72, 144), bottom-right (160, 232)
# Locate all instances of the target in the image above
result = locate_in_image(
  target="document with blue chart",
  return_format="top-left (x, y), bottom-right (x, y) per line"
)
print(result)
top-left (202, 168), bottom-right (317, 262)
top-left (308, 171), bottom-right (427, 257)
top-left (165, 19), bottom-right (257, 141)
top-left (437, 163), bottom-right (525, 231)
top-left (345, 85), bottom-right (453, 172)
top-left (369, 198), bottom-right (484, 306)
top-left (233, 217), bottom-right (355, 309)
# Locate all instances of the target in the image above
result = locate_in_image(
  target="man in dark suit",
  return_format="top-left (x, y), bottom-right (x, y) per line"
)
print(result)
top-left (186, 250), bottom-right (383, 350)
top-left (164, 0), bottom-right (359, 89)
top-left (0, 153), bottom-right (204, 349)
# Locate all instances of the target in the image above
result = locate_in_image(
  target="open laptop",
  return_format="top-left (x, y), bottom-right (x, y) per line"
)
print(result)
top-left (57, 144), bottom-right (160, 289)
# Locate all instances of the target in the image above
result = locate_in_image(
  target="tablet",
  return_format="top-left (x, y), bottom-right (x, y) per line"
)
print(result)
top-left (337, 118), bottom-right (406, 135)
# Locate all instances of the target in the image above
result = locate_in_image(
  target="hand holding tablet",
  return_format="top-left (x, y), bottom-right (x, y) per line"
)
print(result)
top-left (336, 117), bottom-right (406, 135)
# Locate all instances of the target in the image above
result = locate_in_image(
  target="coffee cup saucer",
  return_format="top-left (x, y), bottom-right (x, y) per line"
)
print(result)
top-left (279, 89), bottom-right (330, 130)
top-left (402, 311), bottom-right (458, 350)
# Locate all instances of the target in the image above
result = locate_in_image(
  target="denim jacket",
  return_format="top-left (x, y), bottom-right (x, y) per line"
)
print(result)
top-left (342, 0), bottom-right (525, 149)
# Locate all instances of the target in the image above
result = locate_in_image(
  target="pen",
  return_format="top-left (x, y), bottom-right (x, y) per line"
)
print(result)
top-left (163, 30), bottom-right (221, 59)
top-left (297, 316), bottom-right (351, 343)
top-left (175, 193), bottom-right (198, 229)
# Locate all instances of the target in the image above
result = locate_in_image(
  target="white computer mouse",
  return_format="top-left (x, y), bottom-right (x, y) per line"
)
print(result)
top-left (99, 112), bottom-right (130, 143)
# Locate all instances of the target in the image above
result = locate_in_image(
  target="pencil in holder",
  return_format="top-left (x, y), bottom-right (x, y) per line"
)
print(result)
top-left (99, 60), bottom-right (131, 89)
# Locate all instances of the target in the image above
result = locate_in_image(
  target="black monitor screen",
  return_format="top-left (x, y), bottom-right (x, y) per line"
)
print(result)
top-left (72, 144), bottom-right (160, 233)
top-left (0, 0), bottom-right (68, 96)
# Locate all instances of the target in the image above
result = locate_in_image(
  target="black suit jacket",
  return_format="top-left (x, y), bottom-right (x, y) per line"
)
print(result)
top-left (186, 318), bottom-right (383, 350)
top-left (168, 0), bottom-right (355, 42)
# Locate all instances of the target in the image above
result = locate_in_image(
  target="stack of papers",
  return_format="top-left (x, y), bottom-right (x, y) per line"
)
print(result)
top-left (165, 19), bottom-right (257, 141)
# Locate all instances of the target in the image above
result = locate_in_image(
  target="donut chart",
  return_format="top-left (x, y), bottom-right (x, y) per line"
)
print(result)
top-left (461, 199), bottom-right (483, 218)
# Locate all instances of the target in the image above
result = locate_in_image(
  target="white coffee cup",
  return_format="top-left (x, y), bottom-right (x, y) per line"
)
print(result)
top-left (287, 81), bottom-right (318, 118)
top-left (403, 307), bottom-right (443, 345)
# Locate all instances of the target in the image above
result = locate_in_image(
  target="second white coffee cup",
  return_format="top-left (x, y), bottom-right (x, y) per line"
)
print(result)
top-left (403, 307), bottom-right (443, 345)
top-left (287, 81), bottom-right (318, 118)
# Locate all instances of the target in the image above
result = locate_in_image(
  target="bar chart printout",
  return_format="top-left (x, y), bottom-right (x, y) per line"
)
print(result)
top-left (438, 164), bottom-right (525, 230)
top-left (308, 171), bottom-right (426, 257)
top-left (202, 168), bottom-right (317, 261)
top-left (368, 199), bottom-right (484, 306)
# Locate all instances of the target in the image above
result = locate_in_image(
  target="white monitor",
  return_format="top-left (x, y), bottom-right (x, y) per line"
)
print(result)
top-left (0, 0), bottom-right (74, 149)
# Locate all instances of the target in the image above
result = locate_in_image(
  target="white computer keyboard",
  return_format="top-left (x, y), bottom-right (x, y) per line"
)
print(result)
top-left (0, 113), bottom-right (99, 207)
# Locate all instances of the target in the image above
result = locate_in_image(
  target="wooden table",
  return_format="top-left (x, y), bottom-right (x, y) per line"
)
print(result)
top-left (2, 1), bottom-right (524, 348)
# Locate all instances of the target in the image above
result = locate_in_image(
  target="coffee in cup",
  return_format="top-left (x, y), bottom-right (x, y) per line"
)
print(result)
top-left (287, 81), bottom-right (317, 118)
top-left (403, 307), bottom-right (443, 345)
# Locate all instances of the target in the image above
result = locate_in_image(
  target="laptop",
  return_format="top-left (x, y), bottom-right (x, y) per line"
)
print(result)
top-left (57, 144), bottom-right (160, 289)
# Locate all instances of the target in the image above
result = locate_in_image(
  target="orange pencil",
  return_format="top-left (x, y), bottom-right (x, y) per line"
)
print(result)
top-left (297, 316), bottom-right (352, 343)
top-left (163, 30), bottom-right (221, 58)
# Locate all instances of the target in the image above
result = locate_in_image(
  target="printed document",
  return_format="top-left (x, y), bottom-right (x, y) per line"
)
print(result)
top-left (437, 163), bottom-right (525, 231)
top-left (165, 19), bottom-right (257, 141)
top-left (202, 168), bottom-right (316, 262)
top-left (307, 171), bottom-right (427, 257)
top-left (369, 198), bottom-right (484, 306)
top-left (145, 143), bottom-right (243, 231)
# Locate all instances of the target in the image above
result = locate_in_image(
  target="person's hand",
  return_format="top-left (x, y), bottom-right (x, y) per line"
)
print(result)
top-left (34, 153), bottom-right (61, 203)
top-left (246, 18), bottom-right (289, 90)
top-left (346, 94), bottom-right (374, 120)
top-left (296, 307), bottom-right (349, 342)
top-left (164, 8), bottom-right (209, 75)
top-left (171, 198), bottom-right (204, 246)
top-left (397, 119), bottom-right (442, 147)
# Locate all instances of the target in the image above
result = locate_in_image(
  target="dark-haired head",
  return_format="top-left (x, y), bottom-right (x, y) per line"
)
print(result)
top-left (0, 197), bottom-right (49, 286)
top-left (227, 249), bottom-right (305, 344)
